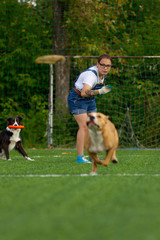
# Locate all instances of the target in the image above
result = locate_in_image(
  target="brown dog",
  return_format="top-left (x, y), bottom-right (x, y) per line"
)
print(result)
top-left (84, 112), bottom-right (119, 174)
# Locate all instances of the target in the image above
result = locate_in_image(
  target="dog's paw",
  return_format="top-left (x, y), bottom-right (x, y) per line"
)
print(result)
top-left (112, 159), bottom-right (118, 163)
top-left (8, 158), bottom-right (12, 161)
top-left (25, 156), bottom-right (35, 161)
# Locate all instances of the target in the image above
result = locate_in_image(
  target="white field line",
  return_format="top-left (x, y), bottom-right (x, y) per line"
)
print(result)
top-left (0, 173), bottom-right (160, 178)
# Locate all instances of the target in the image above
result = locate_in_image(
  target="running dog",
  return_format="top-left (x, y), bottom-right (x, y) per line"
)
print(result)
top-left (84, 112), bottom-right (118, 174)
top-left (0, 116), bottom-right (33, 161)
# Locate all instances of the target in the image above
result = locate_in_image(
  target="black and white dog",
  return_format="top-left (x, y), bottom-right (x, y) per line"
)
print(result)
top-left (0, 116), bottom-right (33, 161)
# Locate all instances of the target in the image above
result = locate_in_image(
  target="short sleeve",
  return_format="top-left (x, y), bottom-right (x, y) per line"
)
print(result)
top-left (82, 71), bottom-right (97, 88)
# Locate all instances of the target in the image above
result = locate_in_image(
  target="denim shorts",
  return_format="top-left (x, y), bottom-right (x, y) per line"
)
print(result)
top-left (67, 88), bottom-right (97, 115)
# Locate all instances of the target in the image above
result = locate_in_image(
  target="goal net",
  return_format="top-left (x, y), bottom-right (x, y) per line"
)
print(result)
top-left (65, 56), bottom-right (160, 149)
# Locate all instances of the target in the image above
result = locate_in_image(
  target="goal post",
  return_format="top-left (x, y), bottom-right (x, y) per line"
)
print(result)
top-left (32, 55), bottom-right (160, 149)
top-left (35, 55), bottom-right (66, 148)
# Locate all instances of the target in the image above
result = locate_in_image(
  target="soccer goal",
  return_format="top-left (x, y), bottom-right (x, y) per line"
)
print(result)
top-left (62, 56), bottom-right (160, 149)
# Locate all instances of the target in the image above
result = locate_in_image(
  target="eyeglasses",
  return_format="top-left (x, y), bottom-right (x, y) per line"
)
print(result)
top-left (99, 63), bottom-right (112, 68)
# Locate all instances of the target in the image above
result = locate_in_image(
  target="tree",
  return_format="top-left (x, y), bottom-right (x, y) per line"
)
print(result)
top-left (52, 0), bottom-right (70, 114)
top-left (64, 0), bottom-right (160, 57)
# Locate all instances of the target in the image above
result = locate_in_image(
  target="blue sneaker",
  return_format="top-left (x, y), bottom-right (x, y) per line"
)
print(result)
top-left (89, 157), bottom-right (92, 162)
top-left (76, 155), bottom-right (91, 163)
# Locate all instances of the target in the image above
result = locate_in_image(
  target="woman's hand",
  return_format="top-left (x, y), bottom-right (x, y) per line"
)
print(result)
top-left (98, 85), bottom-right (112, 95)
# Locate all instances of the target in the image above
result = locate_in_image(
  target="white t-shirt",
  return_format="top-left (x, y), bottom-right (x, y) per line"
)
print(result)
top-left (75, 66), bottom-right (104, 92)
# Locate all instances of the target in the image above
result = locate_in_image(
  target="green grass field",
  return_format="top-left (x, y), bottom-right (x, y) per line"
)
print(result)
top-left (0, 149), bottom-right (160, 240)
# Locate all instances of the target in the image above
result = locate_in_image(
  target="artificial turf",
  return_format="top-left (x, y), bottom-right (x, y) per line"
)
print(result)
top-left (0, 149), bottom-right (160, 240)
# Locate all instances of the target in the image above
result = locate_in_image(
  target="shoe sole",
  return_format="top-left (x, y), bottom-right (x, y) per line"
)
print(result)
top-left (76, 161), bottom-right (91, 163)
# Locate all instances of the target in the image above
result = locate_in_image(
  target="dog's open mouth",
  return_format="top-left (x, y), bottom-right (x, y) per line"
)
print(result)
top-left (87, 116), bottom-right (99, 128)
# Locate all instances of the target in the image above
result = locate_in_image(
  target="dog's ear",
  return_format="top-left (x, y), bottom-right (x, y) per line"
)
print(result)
top-left (6, 117), bottom-right (12, 122)
top-left (16, 116), bottom-right (23, 122)
top-left (105, 116), bottom-right (109, 122)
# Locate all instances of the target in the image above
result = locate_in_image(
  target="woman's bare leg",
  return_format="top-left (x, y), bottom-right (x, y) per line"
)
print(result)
top-left (73, 113), bottom-right (88, 156)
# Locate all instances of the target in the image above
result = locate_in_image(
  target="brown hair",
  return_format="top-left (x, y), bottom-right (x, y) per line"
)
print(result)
top-left (97, 54), bottom-right (112, 63)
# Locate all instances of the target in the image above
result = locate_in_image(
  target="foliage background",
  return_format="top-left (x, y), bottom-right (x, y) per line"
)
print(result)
top-left (0, 0), bottom-right (160, 148)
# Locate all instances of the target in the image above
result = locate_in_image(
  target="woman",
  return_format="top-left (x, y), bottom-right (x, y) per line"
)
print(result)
top-left (68, 54), bottom-right (112, 163)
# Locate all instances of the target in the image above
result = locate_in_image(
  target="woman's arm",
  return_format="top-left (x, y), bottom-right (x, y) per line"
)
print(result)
top-left (81, 84), bottom-right (99, 97)
top-left (81, 84), bottom-right (111, 97)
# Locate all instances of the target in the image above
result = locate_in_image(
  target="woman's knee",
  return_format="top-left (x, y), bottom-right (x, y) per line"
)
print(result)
top-left (79, 124), bottom-right (88, 132)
